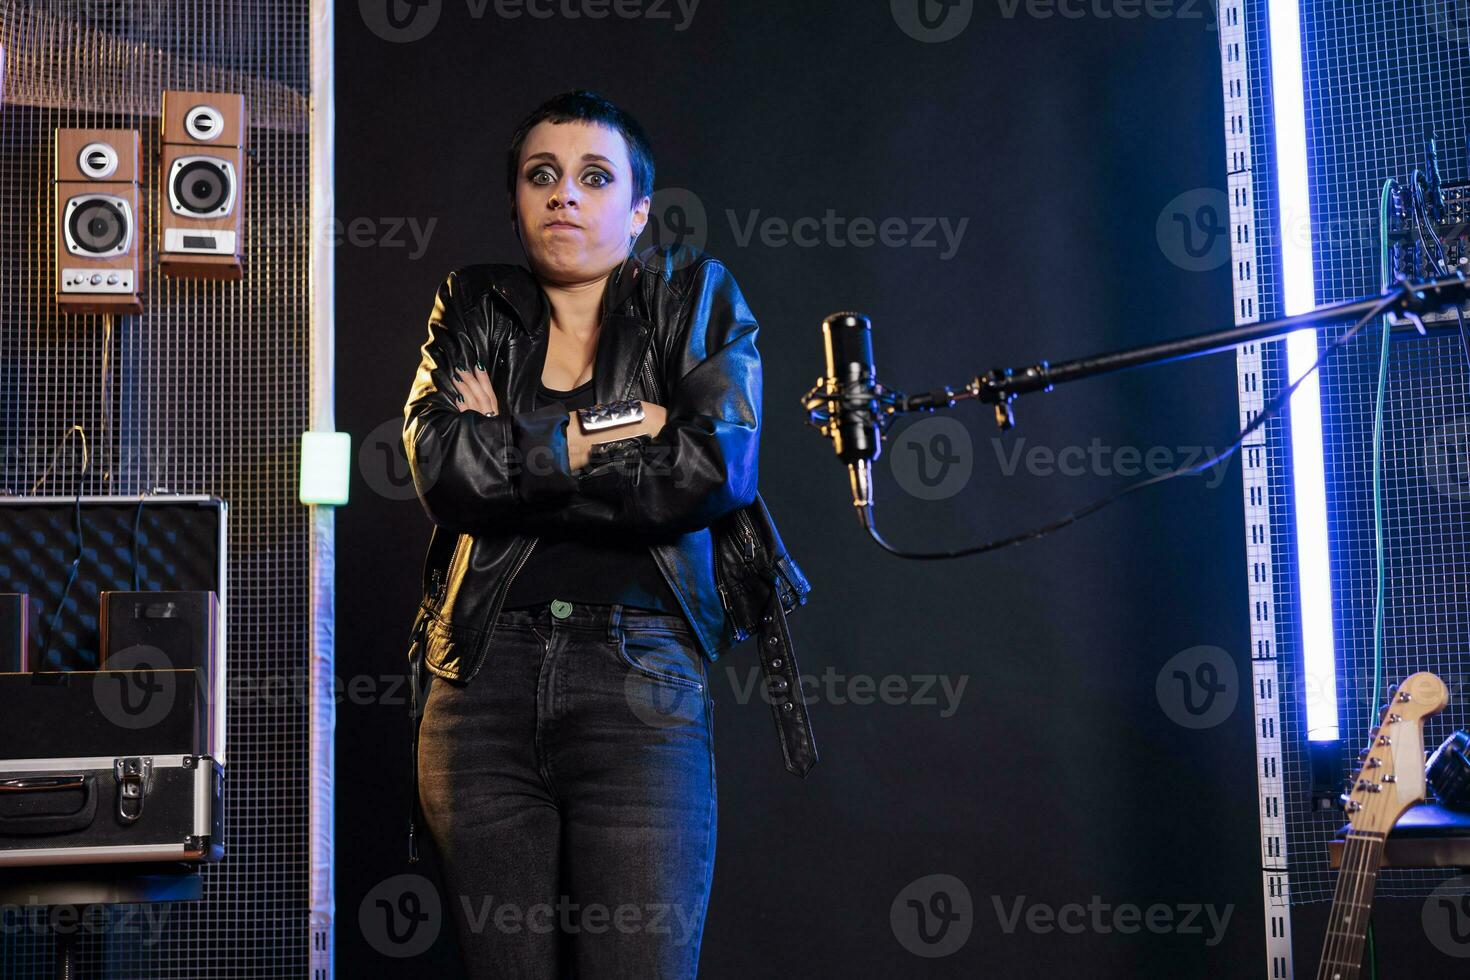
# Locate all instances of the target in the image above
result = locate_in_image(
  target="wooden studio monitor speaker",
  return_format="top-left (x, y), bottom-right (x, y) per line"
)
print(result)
top-left (54, 129), bottom-right (144, 315)
top-left (160, 90), bottom-right (247, 280)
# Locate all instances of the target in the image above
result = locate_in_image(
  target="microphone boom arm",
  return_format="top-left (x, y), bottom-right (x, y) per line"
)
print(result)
top-left (836, 272), bottom-right (1470, 433)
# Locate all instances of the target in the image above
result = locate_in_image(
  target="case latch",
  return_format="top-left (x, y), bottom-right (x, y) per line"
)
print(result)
top-left (114, 756), bottom-right (155, 824)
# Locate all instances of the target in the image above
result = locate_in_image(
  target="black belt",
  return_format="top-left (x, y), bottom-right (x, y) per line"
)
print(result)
top-left (756, 588), bottom-right (818, 778)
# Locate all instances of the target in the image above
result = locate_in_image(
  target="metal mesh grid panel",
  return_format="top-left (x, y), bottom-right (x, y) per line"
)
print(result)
top-left (1242, 0), bottom-right (1470, 904)
top-left (0, 2), bottom-right (312, 975)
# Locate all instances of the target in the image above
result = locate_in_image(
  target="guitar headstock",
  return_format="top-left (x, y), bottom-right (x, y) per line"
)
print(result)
top-left (1343, 672), bottom-right (1449, 834)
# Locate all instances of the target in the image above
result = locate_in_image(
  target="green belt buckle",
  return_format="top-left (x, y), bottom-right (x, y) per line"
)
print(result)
top-left (550, 599), bottom-right (573, 620)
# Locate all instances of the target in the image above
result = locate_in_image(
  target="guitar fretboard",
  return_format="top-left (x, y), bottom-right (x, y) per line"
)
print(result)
top-left (1315, 832), bottom-right (1386, 980)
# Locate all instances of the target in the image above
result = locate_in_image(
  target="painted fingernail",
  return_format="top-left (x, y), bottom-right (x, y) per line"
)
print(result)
top-left (475, 361), bottom-right (484, 371)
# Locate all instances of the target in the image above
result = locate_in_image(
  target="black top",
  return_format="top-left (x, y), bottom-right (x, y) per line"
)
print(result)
top-left (501, 376), bottom-right (683, 614)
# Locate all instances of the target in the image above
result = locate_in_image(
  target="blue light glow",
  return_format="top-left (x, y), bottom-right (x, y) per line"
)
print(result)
top-left (1270, 0), bottom-right (1338, 741)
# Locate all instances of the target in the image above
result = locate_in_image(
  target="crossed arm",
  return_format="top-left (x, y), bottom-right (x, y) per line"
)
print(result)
top-left (450, 365), bottom-right (669, 471)
top-left (402, 258), bottom-right (762, 538)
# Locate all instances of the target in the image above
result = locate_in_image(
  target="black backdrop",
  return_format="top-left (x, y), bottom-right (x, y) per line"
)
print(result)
top-left (333, 1), bottom-right (1455, 975)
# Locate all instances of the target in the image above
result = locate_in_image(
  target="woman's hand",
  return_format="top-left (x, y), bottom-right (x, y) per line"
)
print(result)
top-left (567, 402), bottom-right (668, 471)
top-left (453, 364), bottom-right (500, 417)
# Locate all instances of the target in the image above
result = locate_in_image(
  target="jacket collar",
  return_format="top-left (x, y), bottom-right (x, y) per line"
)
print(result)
top-left (487, 253), bottom-right (644, 335)
top-left (490, 253), bottom-right (656, 409)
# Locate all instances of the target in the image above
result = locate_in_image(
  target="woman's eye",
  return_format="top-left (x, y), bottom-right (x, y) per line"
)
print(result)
top-left (583, 171), bottom-right (611, 188)
top-left (529, 169), bottom-right (555, 185)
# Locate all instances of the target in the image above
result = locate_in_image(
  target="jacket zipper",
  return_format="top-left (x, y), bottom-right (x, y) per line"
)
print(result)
top-left (713, 553), bottom-right (750, 642)
top-left (444, 534), bottom-right (469, 596)
top-left (641, 355), bottom-right (660, 405)
top-left (465, 535), bottom-right (538, 679)
top-left (735, 508), bottom-right (759, 563)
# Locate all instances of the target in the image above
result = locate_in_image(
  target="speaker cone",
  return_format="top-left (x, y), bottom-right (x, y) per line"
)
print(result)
top-left (171, 158), bottom-right (232, 215)
top-left (67, 196), bottom-right (130, 254)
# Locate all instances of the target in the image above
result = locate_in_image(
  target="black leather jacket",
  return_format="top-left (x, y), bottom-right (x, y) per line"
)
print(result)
top-left (402, 245), bottom-right (760, 679)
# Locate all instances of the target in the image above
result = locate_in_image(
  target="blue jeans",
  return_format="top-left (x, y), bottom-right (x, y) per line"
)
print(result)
top-left (417, 599), bottom-right (717, 979)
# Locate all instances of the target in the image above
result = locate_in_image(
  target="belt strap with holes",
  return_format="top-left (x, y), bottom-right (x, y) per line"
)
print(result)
top-left (757, 588), bottom-right (817, 777)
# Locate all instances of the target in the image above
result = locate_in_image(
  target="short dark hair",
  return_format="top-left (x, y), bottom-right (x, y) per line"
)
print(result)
top-left (505, 90), bottom-right (656, 224)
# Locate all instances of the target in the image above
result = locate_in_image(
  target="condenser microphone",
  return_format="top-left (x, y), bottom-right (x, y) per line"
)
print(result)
top-left (820, 312), bottom-right (882, 522)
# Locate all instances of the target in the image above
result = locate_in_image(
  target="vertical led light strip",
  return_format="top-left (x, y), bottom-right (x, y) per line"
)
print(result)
top-left (1270, 0), bottom-right (1338, 742)
top-left (309, 0), bottom-right (337, 975)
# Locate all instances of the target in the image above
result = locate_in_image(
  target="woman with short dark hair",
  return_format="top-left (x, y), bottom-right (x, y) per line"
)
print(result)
top-left (404, 90), bottom-right (763, 978)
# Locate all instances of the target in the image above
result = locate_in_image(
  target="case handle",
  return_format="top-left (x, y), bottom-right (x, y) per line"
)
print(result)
top-left (0, 774), bottom-right (98, 836)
